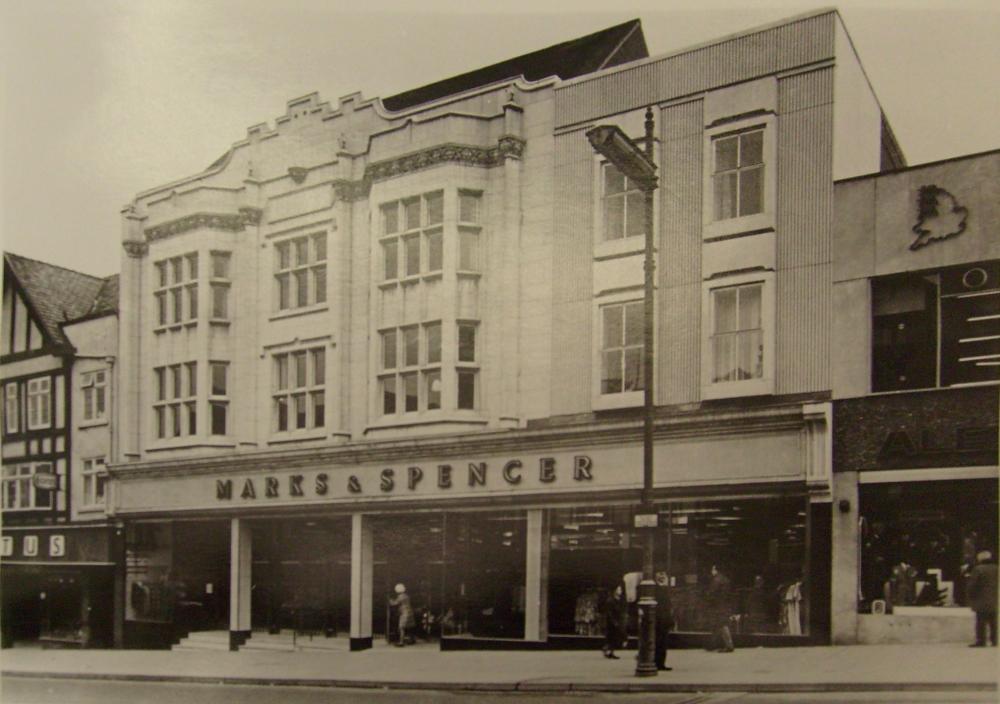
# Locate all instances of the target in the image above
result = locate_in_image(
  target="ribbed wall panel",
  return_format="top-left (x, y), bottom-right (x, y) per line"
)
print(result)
top-left (658, 100), bottom-right (703, 405)
top-left (556, 12), bottom-right (835, 128)
top-left (775, 263), bottom-right (832, 394)
top-left (775, 70), bottom-right (834, 394)
top-left (549, 131), bottom-right (597, 414)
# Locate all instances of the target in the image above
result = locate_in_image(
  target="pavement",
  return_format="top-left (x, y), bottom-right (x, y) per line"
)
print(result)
top-left (2, 640), bottom-right (998, 694)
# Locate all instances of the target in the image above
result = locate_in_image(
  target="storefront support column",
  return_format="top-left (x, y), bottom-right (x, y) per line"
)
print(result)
top-left (831, 472), bottom-right (860, 644)
top-left (229, 518), bottom-right (252, 650)
top-left (524, 508), bottom-right (549, 641)
top-left (350, 513), bottom-right (373, 651)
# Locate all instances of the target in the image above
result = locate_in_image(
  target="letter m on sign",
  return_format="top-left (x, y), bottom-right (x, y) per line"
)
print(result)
top-left (216, 480), bottom-right (233, 500)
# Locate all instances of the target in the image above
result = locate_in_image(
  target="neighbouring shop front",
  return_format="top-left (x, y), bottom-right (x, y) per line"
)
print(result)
top-left (1, 525), bottom-right (118, 648)
top-left (832, 386), bottom-right (999, 644)
top-left (111, 405), bottom-right (832, 650)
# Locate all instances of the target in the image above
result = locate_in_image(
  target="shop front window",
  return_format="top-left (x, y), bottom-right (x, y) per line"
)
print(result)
top-left (124, 521), bottom-right (229, 635)
top-left (654, 498), bottom-right (808, 636)
top-left (370, 511), bottom-right (526, 642)
top-left (547, 498), bottom-right (809, 638)
top-left (548, 506), bottom-right (641, 637)
top-left (858, 479), bottom-right (998, 613)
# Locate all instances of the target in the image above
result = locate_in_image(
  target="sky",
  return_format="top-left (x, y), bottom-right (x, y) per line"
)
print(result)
top-left (1, 0), bottom-right (998, 278)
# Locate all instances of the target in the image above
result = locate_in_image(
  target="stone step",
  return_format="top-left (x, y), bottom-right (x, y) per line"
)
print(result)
top-left (241, 642), bottom-right (297, 652)
top-left (172, 642), bottom-right (230, 652)
top-left (245, 632), bottom-right (348, 652)
top-left (182, 630), bottom-right (230, 642)
top-left (172, 630), bottom-right (231, 652)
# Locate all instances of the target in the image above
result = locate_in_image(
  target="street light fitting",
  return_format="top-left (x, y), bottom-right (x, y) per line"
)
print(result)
top-left (585, 124), bottom-right (657, 190)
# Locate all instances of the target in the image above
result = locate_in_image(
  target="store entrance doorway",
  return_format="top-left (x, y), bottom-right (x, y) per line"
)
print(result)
top-left (251, 517), bottom-right (351, 637)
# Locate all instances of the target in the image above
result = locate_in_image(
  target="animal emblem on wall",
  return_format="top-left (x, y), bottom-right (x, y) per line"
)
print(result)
top-left (910, 185), bottom-right (968, 250)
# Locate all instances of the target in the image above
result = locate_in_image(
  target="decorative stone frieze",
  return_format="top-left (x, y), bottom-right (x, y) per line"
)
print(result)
top-left (144, 207), bottom-right (263, 242)
top-left (365, 137), bottom-right (528, 183)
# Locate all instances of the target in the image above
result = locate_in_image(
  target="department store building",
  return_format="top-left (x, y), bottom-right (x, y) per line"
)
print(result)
top-left (109, 10), bottom-right (909, 650)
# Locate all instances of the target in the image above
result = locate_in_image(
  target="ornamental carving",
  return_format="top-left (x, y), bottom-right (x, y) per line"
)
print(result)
top-left (144, 207), bottom-right (263, 242)
top-left (122, 241), bottom-right (148, 258)
top-left (288, 167), bottom-right (308, 184)
top-left (365, 137), bottom-right (527, 183)
top-left (497, 135), bottom-right (526, 160)
top-left (332, 178), bottom-right (371, 203)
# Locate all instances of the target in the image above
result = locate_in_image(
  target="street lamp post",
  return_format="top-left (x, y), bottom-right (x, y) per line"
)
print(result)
top-left (587, 107), bottom-right (658, 678)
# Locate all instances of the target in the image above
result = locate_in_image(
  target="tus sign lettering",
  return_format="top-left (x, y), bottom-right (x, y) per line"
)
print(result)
top-left (215, 455), bottom-right (595, 502)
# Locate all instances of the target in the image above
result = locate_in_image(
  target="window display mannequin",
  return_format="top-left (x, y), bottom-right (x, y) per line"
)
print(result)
top-left (780, 579), bottom-right (803, 635)
top-left (885, 560), bottom-right (918, 608)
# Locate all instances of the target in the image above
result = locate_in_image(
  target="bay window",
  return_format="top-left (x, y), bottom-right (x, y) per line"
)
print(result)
top-left (154, 253), bottom-right (198, 327)
top-left (380, 321), bottom-right (447, 415)
top-left (209, 361), bottom-right (229, 435)
top-left (380, 191), bottom-right (444, 281)
top-left (153, 362), bottom-right (196, 439)
top-left (210, 251), bottom-right (231, 321)
top-left (273, 348), bottom-right (325, 432)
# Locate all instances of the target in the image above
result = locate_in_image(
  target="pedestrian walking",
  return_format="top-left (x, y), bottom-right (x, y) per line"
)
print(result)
top-left (654, 570), bottom-right (674, 671)
top-left (706, 565), bottom-right (734, 652)
top-left (601, 583), bottom-right (628, 659)
top-left (967, 551), bottom-right (997, 647)
top-left (388, 583), bottom-right (415, 646)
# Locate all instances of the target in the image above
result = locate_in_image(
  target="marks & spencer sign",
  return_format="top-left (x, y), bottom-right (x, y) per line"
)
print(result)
top-left (215, 455), bottom-right (595, 503)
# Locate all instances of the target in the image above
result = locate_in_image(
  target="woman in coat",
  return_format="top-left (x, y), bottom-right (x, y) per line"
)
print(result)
top-left (602, 583), bottom-right (628, 659)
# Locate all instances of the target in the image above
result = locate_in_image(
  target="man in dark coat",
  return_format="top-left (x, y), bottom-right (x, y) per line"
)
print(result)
top-left (601, 583), bottom-right (628, 659)
top-left (654, 570), bottom-right (674, 671)
top-left (967, 551), bottom-right (998, 647)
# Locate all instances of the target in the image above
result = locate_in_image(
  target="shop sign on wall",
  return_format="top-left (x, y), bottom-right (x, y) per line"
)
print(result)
top-left (215, 454), bottom-right (595, 502)
top-left (833, 387), bottom-right (999, 471)
top-left (910, 185), bottom-right (968, 251)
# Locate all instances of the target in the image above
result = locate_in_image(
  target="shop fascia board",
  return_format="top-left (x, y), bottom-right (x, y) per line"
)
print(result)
top-left (109, 404), bottom-right (813, 481)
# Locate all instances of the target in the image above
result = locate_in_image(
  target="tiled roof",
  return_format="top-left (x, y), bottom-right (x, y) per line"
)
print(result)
top-left (382, 19), bottom-right (646, 112)
top-left (3, 253), bottom-right (118, 350)
top-left (91, 274), bottom-right (120, 317)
